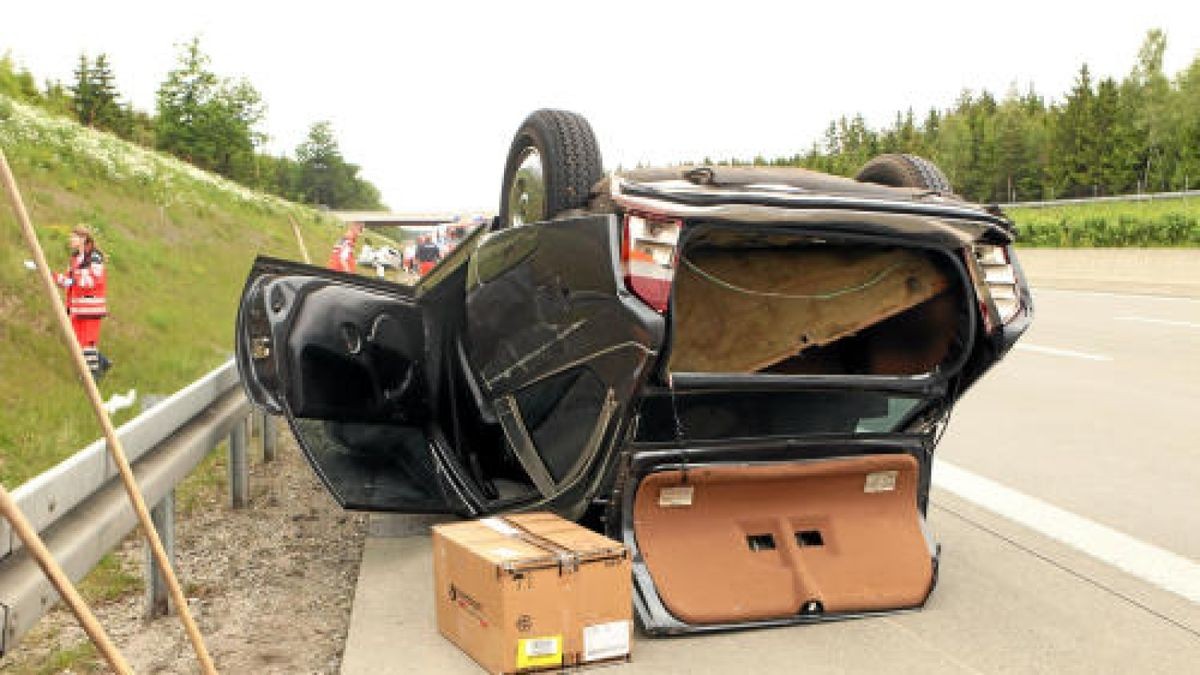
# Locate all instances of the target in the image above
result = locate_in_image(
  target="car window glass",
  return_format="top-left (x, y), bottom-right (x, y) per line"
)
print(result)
top-left (634, 390), bottom-right (924, 442)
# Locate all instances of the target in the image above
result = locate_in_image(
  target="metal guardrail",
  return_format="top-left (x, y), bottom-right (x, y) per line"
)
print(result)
top-left (997, 190), bottom-right (1200, 209)
top-left (0, 358), bottom-right (272, 655)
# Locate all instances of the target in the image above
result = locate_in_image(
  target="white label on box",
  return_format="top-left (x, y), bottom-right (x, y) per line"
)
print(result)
top-left (583, 620), bottom-right (630, 662)
top-left (864, 470), bottom-right (898, 493)
top-left (491, 547), bottom-right (521, 559)
top-left (516, 635), bottom-right (563, 669)
top-left (480, 517), bottom-right (519, 536)
top-left (524, 637), bottom-right (560, 657)
top-left (658, 486), bottom-right (694, 507)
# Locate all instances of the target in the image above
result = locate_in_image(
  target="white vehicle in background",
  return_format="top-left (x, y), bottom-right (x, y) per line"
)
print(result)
top-left (358, 244), bottom-right (403, 269)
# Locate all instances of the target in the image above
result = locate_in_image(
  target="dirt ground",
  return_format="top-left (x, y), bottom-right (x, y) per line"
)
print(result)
top-left (1, 432), bottom-right (368, 674)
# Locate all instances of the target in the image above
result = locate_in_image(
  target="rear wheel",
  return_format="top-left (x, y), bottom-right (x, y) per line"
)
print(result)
top-left (856, 153), bottom-right (952, 193)
top-left (498, 109), bottom-right (603, 229)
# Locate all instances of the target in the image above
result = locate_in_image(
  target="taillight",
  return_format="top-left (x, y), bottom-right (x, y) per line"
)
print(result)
top-left (973, 244), bottom-right (1021, 325)
top-left (621, 214), bottom-right (683, 312)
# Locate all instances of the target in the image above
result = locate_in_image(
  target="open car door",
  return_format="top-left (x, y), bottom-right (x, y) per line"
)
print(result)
top-left (460, 215), bottom-right (665, 517)
top-left (236, 257), bottom-right (462, 513)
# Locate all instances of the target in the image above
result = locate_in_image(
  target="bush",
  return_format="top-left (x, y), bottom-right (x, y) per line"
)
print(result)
top-left (1010, 202), bottom-right (1200, 247)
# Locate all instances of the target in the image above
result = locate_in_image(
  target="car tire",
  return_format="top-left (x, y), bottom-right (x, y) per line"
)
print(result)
top-left (855, 153), bottom-right (953, 193)
top-left (498, 109), bottom-right (603, 229)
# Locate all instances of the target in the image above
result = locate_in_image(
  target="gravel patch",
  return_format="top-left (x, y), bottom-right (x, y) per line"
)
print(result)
top-left (1, 433), bottom-right (367, 674)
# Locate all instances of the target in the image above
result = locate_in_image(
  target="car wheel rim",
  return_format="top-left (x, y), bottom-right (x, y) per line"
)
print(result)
top-left (508, 147), bottom-right (545, 227)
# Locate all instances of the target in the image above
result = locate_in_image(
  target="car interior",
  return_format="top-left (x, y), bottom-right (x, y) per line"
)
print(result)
top-left (667, 228), bottom-right (969, 378)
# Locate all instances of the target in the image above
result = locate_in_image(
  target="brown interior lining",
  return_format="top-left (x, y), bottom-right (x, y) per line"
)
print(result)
top-left (668, 246), bottom-right (952, 374)
top-left (762, 290), bottom-right (960, 376)
top-left (632, 455), bottom-right (933, 624)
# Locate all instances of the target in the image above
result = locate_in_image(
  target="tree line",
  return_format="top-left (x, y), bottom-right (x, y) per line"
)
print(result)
top-left (712, 30), bottom-right (1200, 204)
top-left (0, 38), bottom-right (383, 209)
top-left (6, 30), bottom-right (1196, 208)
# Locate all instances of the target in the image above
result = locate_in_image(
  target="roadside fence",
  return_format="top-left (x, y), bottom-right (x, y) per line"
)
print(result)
top-left (997, 190), bottom-right (1200, 209)
top-left (0, 359), bottom-right (273, 655)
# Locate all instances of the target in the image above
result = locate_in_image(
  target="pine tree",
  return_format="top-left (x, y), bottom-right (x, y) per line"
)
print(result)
top-left (294, 121), bottom-right (384, 209)
top-left (1124, 29), bottom-right (1172, 191)
top-left (682, 27), bottom-right (1194, 202)
top-left (90, 54), bottom-right (127, 135)
top-left (69, 53), bottom-right (96, 126)
top-left (296, 121), bottom-right (347, 207)
top-left (1092, 77), bottom-right (1132, 193)
top-left (155, 38), bottom-right (263, 181)
top-left (156, 38), bottom-right (219, 164)
top-left (1171, 56), bottom-right (1200, 190)
top-left (1051, 64), bottom-right (1096, 197)
top-left (995, 89), bottom-right (1030, 202)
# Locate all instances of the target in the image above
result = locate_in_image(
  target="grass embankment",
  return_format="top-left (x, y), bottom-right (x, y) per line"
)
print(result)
top-left (1008, 198), bottom-right (1200, 247)
top-left (0, 96), bottom-right (365, 486)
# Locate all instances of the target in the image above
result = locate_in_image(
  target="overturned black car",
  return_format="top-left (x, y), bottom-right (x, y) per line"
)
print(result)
top-left (236, 109), bottom-right (1032, 634)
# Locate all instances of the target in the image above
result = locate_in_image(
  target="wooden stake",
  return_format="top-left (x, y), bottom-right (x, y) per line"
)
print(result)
top-left (0, 484), bottom-right (133, 673)
top-left (287, 214), bottom-right (312, 264)
top-left (0, 148), bottom-right (218, 674)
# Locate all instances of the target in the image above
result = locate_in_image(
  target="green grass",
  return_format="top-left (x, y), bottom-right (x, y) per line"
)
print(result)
top-left (1, 640), bottom-right (103, 674)
top-left (77, 552), bottom-right (142, 604)
top-left (0, 96), bottom-right (352, 486)
top-left (176, 443), bottom-right (228, 515)
top-left (1008, 198), bottom-right (1200, 247)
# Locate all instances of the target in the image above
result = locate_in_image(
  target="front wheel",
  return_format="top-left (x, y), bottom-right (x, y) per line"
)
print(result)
top-left (498, 109), bottom-right (603, 229)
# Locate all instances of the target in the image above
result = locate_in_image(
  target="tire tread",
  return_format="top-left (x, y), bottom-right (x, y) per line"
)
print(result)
top-left (499, 109), bottom-right (603, 227)
top-left (856, 153), bottom-right (953, 193)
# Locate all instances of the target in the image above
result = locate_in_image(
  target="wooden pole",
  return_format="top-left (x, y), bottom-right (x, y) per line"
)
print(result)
top-left (0, 148), bottom-right (218, 674)
top-left (0, 485), bottom-right (133, 674)
top-left (287, 214), bottom-right (312, 264)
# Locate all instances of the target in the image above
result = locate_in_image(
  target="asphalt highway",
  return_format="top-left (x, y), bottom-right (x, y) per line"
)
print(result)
top-left (341, 288), bottom-right (1200, 674)
top-left (940, 289), bottom-right (1200, 560)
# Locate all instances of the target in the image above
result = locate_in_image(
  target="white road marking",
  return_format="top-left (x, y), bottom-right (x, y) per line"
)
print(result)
top-left (1015, 343), bottom-right (1112, 362)
top-left (1116, 316), bottom-right (1200, 329)
top-left (1034, 289), bottom-right (1200, 303)
top-left (933, 461), bottom-right (1200, 604)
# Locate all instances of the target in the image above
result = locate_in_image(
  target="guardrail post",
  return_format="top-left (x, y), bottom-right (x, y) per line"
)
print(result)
top-left (229, 416), bottom-right (248, 509)
top-left (145, 489), bottom-right (175, 618)
top-left (0, 359), bottom-right (248, 651)
top-left (260, 410), bottom-right (277, 462)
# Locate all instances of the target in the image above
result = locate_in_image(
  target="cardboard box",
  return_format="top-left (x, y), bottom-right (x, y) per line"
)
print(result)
top-left (432, 513), bottom-right (632, 674)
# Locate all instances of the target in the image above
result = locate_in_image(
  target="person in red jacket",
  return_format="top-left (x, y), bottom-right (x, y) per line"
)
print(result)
top-left (328, 222), bottom-right (363, 273)
top-left (55, 225), bottom-right (111, 379)
top-left (415, 235), bottom-right (442, 276)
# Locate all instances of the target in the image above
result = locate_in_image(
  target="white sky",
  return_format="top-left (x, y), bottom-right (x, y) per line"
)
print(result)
top-left (4, 1), bottom-right (1199, 211)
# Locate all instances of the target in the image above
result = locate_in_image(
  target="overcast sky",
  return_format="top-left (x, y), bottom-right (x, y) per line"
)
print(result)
top-left (4, 2), bottom-right (1199, 212)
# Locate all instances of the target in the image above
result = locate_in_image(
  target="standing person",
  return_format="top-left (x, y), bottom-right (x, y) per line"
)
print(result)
top-left (327, 222), bottom-right (363, 273)
top-left (402, 240), bottom-right (416, 274)
top-left (415, 235), bottom-right (442, 276)
top-left (55, 225), bottom-right (110, 379)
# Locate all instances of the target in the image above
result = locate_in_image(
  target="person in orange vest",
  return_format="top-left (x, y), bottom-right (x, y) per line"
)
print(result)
top-left (55, 225), bottom-right (111, 379)
top-left (327, 222), bottom-right (363, 273)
